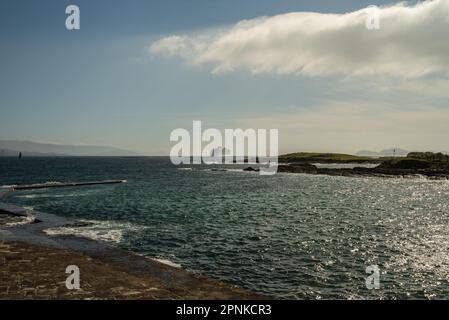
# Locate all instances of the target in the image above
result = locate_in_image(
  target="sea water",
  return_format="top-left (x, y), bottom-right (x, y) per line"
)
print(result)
top-left (1, 157), bottom-right (449, 299)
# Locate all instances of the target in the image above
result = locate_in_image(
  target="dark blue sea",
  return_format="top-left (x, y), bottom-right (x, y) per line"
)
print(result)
top-left (1, 157), bottom-right (449, 299)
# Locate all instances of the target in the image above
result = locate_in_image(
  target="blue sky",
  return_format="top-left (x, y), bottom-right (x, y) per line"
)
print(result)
top-left (1, 0), bottom-right (448, 155)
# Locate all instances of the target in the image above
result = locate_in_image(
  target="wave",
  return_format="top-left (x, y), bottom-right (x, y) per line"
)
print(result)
top-left (0, 212), bottom-right (36, 227)
top-left (16, 193), bottom-right (76, 199)
top-left (43, 219), bottom-right (182, 269)
top-left (152, 258), bottom-right (182, 269)
top-left (15, 189), bottom-right (104, 199)
top-left (44, 219), bottom-right (147, 244)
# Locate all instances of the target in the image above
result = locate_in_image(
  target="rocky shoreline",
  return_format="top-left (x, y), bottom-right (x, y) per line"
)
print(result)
top-left (0, 203), bottom-right (266, 300)
top-left (244, 162), bottom-right (449, 179)
top-left (0, 241), bottom-right (266, 299)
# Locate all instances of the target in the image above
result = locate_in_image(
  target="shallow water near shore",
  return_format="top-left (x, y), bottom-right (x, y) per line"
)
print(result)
top-left (1, 157), bottom-right (449, 299)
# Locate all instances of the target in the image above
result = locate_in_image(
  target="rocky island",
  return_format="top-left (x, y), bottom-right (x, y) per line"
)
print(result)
top-left (245, 152), bottom-right (449, 179)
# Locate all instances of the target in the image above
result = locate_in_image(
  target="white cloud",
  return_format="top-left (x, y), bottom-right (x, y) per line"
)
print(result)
top-left (150, 0), bottom-right (449, 77)
top-left (149, 36), bottom-right (189, 57)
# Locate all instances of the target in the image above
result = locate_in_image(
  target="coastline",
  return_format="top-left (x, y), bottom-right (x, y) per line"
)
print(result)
top-left (243, 163), bottom-right (449, 180)
top-left (0, 203), bottom-right (266, 300)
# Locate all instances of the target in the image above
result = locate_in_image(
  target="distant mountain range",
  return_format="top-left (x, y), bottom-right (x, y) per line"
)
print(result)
top-left (356, 148), bottom-right (409, 157)
top-left (0, 140), bottom-right (141, 157)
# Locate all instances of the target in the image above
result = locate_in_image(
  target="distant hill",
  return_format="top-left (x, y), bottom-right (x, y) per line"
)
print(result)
top-left (0, 148), bottom-right (67, 157)
top-left (0, 140), bottom-right (140, 157)
top-left (356, 148), bottom-right (409, 157)
top-left (355, 150), bottom-right (380, 157)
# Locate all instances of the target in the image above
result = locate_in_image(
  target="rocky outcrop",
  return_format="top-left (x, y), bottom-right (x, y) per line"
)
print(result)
top-left (407, 152), bottom-right (449, 162)
top-left (244, 161), bottom-right (449, 179)
top-left (278, 163), bottom-right (318, 174)
top-left (377, 158), bottom-right (432, 170)
top-left (242, 151), bottom-right (449, 179)
top-left (243, 167), bottom-right (259, 172)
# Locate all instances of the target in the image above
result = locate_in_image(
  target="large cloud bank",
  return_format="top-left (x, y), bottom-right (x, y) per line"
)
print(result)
top-left (150, 0), bottom-right (449, 77)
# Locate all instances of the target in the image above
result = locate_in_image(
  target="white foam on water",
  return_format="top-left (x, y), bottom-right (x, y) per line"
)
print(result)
top-left (152, 258), bottom-right (182, 269)
top-left (4, 214), bottom-right (36, 227)
top-left (15, 188), bottom-right (106, 199)
top-left (15, 194), bottom-right (40, 199)
top-left (44, 219), bottom-right (147, 244)
top-left (43, 219), bottom-right (182, 269)
top-left (17, 193), bottom-right (75, 199)
top-left (0, 203), bottom-right (35, 227)
top-left (229, 168), bottom-right (251, 172)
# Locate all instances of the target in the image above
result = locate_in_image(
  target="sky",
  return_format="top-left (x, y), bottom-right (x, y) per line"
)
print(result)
top-left (0, 0), bottom-right (448, 155)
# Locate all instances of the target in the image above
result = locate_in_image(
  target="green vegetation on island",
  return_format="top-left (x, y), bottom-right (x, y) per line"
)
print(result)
top-left (271, 151), bottom-right (449, 179)
top-left (379, 152), bottom-right (449, 170)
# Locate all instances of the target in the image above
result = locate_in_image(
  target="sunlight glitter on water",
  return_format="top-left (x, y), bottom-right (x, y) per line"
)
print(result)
top-left (2, 157), bottom-right (449, 299)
